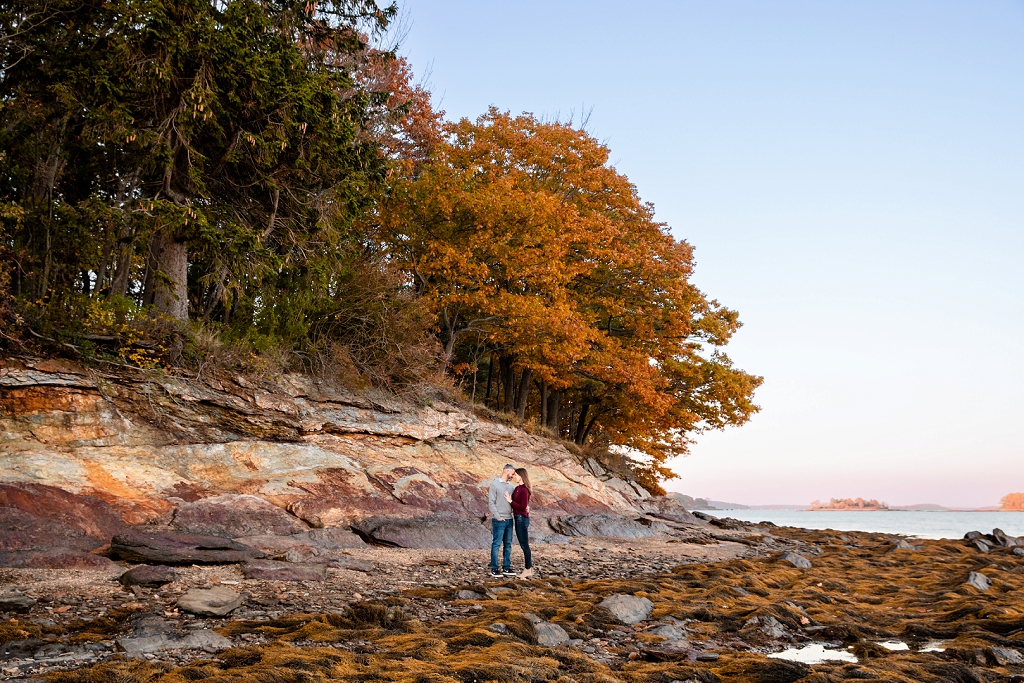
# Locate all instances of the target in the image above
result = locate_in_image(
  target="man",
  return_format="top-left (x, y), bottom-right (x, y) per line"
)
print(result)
top-left (488, 464), bottom-right (518, 577)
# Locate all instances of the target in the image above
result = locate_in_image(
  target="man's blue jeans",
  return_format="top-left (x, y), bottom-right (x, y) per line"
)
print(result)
top-left (490, 518), bottom-right (514, 572)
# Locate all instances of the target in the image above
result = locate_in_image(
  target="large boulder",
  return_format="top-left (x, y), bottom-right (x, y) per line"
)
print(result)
top-left (172, 494), bottom-right (307, 537)
top-left (548, 513), bottom-right (661, 539)
top-left (352, 513), bottom-right (491, 549)
top-left (110, 531), bottom-right (264, 565)
top-left (234, 527), bottom-right (365, 559)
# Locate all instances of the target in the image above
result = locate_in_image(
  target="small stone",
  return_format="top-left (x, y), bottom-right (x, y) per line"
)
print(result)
top-left (966, 572), bottom-right (991, 591)
top-left (890, 539), bottom-right (916, 551)
top-left (176, 586), bottom-right (242, 617)
top-left (970, 539), bottom-right (990, 553)
top-left (964, 531), bottom-right (983, 540)
top-left (119, 565), bottom-right (177, 588)
top-left (1013, 547), bottom-right (1024, 557)
top-left (488, 622), bottom-right (509, 635)
top-left (779, 552), bottom-right (812, 568)
top-left (454, 590), bottom-right (482, 600)
top-left (599, 594), bottom-right (654, 625)
top-left (534, 621), bottom-right (570, 647)
top-left (0, 594), bottom-right (36, 613)
top-left (696, 652), bottom-right (719, 662)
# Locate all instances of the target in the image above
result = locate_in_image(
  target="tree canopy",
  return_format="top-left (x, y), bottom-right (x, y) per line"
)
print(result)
top-left (378, 109), bottom-right (762, 489)
top-left (0, 4), bottom-right (759, 489)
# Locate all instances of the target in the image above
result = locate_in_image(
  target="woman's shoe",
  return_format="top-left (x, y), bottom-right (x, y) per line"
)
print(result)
top-left (519, 567), bottom-right (533, 579)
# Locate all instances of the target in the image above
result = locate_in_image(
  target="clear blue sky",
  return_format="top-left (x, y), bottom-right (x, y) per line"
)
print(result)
top-left (398, 1), bottom-right (1024, 508)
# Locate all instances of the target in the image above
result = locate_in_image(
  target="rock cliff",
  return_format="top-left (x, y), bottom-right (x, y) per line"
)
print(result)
top-left (0, 357), bottom-right (695, 561)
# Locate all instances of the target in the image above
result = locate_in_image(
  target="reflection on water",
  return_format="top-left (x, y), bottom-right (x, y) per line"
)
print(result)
top-left (920, 641), bottom-right (947, 652)
top-left (768, 643), bottom-right (857, 664)
top-left (877, 640), bottom-right (909, 651)
top-left (697, 509), bottom-right (1024, 539)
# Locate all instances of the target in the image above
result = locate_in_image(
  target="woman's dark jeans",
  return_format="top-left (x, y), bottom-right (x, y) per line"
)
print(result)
top-left (514, 514), bottom-right (532, 569)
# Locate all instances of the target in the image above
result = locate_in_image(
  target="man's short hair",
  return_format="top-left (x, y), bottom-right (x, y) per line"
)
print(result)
top-left (503, 464), bottom-right (516, 471)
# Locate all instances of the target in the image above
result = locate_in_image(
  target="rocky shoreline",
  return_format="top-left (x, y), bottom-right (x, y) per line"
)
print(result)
top-left (1, 521), bottom-right (1021, 682)
top-left (3, 361), bottom-right (1022, 680)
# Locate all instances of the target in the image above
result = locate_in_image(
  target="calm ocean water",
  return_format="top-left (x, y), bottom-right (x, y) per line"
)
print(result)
top-left (697, 509), bottom-right (1024, 540)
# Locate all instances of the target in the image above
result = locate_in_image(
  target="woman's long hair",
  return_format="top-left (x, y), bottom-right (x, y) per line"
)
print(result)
top-left (515, 467), bottom-right (532, 492)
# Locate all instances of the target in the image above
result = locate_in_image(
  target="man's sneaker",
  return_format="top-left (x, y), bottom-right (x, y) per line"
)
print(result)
top-left (502, 568), bottom-right (517, 577)
top-left (489, 570), bottom-right (502, 578)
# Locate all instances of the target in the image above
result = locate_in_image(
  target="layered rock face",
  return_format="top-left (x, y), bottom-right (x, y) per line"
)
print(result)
top-left (0, 358), bottom-right (692, 560)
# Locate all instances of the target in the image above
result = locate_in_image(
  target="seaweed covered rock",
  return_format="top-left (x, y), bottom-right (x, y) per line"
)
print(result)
top-left (966, 571), bottom-right (990, 591)
top-left (778, 551), bottom-right (811, 568)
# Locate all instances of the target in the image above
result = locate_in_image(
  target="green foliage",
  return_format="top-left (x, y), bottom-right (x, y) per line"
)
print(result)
top-left (0, 0), bottom-right (438, 385)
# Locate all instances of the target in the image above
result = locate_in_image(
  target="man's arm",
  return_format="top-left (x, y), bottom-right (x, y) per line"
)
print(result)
top-left (487, 482), bottom-right (500, 519)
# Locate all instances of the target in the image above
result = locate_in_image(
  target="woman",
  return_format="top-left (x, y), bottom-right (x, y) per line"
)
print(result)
top-left (504, 467), bottom-right (533, 578)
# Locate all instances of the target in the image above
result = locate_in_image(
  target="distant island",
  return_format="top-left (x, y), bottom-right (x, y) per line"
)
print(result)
top-left (1001, 493), bottom-right (1024, 511)
top-left (810, 497), bottom-right (889, 511)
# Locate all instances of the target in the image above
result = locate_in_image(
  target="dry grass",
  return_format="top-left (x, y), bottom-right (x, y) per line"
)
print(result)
top-left (20, 526), bottom-right (1024, 682)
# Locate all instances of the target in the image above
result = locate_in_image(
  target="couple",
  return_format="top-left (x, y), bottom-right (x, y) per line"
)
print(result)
top-left (487, 463), bottom-right (533, 578)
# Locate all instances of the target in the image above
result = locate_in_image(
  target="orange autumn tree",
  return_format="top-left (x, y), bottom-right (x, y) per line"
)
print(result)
top-left (379, 109), bottom-right (761, 490)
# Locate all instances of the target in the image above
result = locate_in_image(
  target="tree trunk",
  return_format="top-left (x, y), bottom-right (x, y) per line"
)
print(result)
top-left (500, 355), bottom-right (515, 413)
top-left (38, 227), bottom-right (51, 298)
top-left (145, 232), bottom-right (188, 320)
top-left (574, 403), bottom-right (591, 444)
top-left (546, 389), bottom-right (561, 433)
top-left (203, 265), bottom-right (229, 320)
top-left (514, 367), bottom-right (532, 420)
top-left (484, 353), bottom-right (494, 407)
top-left (110, 236), bottom-right (135, 299)
top-left (539, 381), bottom-right (547, 427)
top-left (580, 411), bottom-right (600, 444)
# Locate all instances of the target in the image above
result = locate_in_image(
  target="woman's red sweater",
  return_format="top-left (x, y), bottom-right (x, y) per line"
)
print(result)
top-left (510, 486), bottom-right (530, 517)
